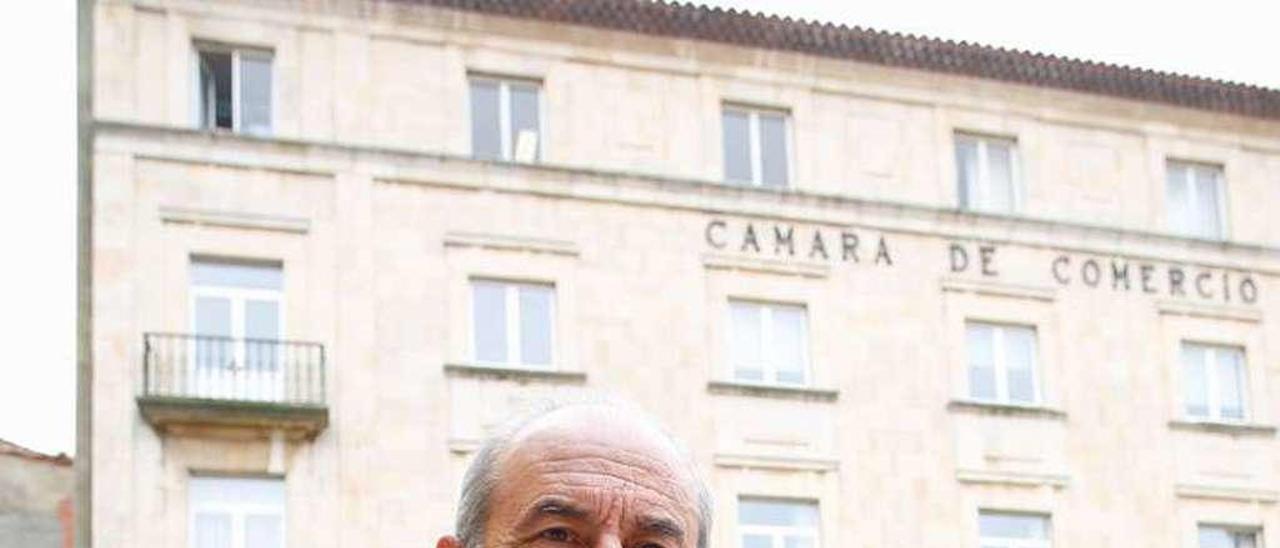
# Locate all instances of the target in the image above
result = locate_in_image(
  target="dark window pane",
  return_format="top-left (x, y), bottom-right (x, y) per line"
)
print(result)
top-left (1198, 527), bottom-right (1234, 548)
top-left (244, 300), bottom-right (280, 371)
top-left (722, 110), bottom-right (752, 184)
top-left (1182, 345), bottom-right (1209, 418)
top-left (470, 80), bottom-right (502, 160)
top-left (955, 138), bottom-right (978, 209)
top-left (190, 261), bottom-right (282, 290)
top-left (978, 512), bottom-right (1047, 539)
top-left (1003, 326), bottom-right (1037, 403)
top-left (199, 51), bottom-right (233, 130)
top-left (195, 297), bottom-right (232, 339)
top-left (239, 53), bottom-right (273, 135)
top-left (738, 499), bottom-right (819, 527)
top-left (759, 113), bottom-right (789, 187)
top-left (966, 324), bottom-right (996, 400)
top-left (1194, 167), bottom-right (1223, 239)
top-left (1216, 348), bottom-right (1246, 420)
top-left (985, 141), bottom-right (1015, 212)
top-left (770, 305), bottom-right (806, 384)
top-left (193, 513), bottom-right (231, 548)
top-left (194, 296), bottom-right (233, 370)
top-left (472, 282), bottom-right (508, 363)
top-left (518, 285), bottom-right (553, 366)
top-left (510, 83), bottom-right (541, 162)
top-left (244, 514), bottom-right (283, 548)
top-left (730, 301), bottom-right (761, 378)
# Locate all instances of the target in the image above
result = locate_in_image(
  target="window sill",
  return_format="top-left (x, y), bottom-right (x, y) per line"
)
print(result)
top-left (1175, 483), bottom-right (1280, 504)
top-left (443, 362), bottom-right (586, 384)
top-left (1168, 420), bottom-right (1276, 437)
top-left (947, 399), bottom-right (1066, 420)
top-left (199, 126), bottom-right (272, 139)
top-left (707, 381), bottom-right (838, 402)
top-left (955, 468), bottom-right (1070, 489)
top-left (713, 452), bottom-right (840, 472)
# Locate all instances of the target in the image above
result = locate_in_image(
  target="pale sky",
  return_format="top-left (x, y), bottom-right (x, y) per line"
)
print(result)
top-left (0, 0), bottom-right (1274, 457)
top-left (698, 0), bottom-right (1280, 89)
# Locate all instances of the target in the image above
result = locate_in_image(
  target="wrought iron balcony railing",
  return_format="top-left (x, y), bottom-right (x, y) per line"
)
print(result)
top-left (142, 332), bottom-right (327, 405)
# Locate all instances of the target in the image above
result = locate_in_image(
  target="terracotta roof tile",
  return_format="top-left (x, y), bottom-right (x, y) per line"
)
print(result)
top-left (399, 0), bottom-right (1280, 121)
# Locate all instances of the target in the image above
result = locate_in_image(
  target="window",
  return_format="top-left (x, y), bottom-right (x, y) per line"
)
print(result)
top-left (472, 280), bottom-right (554, 368)
top-left (966, 322), bottom-right (1039, 405)
top-left (189, 477), bottom-right (284, 548)
top-left (729, 300), bottom-right (808, 386)
top-left (1181, 342), bottom-right (1248, 422)
top-left (469, 76), bottom-right (542, 162)
top-left (1200, 525), bottom-right (1260, 548)
top-left (979, 512), bottom-right (1050, 548)
top-left (955, 133), bottom-right (1020, 213)
top-left (722, 105), bottom-right (790, 188)
top-left (196, 45), bottom-right (273, 135)
top-left (190, 259), bottom-right (283, 373)
top-left (1167, 160), bottom-right (1226, 240)
top-left (738, 498), bottom-right (819, 548)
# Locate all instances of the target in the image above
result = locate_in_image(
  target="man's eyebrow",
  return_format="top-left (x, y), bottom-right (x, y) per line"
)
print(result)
top-left (517, 497), bottom-right (591, 528)
top-left (638, 515), bottom-right (685, 541)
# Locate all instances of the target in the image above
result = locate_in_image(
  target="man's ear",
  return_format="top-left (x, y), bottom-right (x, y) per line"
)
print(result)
top-left (436, 535), bottom-right (463, 548)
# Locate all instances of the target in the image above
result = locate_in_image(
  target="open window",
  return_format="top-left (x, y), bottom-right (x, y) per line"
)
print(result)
top-left (196, 43), bottom-right (273, 136)
top-left (469, 76), bottom-right (542, 163)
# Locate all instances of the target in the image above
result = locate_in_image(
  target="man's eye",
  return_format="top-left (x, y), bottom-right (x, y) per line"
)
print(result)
top-left (539, 527), bottom-right (574, 543)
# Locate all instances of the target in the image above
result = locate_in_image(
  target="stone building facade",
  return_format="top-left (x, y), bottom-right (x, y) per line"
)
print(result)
top-left (87, 1), bottom-right (1280, 547)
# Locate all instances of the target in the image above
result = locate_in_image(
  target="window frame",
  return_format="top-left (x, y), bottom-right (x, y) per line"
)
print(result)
top-left (467, 74), bottom-right (545, 163)
top-left (191, 42), bottom-right (275, 135)
top-left (187, 476), bottom-right (286, 548)
top-left (737, 497), bottom-right (821, 548)
top-left (468, 278), bottom-right (557, 370)
top-left (722, 103), bottom-right (793, 188)
top-left (978, 510), bottom-right (1051, 548)
top-left (727, 299), bottom-right (811, 387)
top-left (188, 259), bottom-right (285, 369)
top-left (954, 132), bottom-right (1023, 214)
top-left (1198, 524), bottom-right (1262, 548)
top-left (965, 321), bottom-right (1042, 406)
top-left (1166, 159), bottom-right (1228, 240)
top-left (1180, 341), bottom-right (1250, 423)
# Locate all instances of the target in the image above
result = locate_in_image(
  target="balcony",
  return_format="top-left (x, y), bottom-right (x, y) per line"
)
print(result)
top-left (137, 333), bottom-right (328, 440)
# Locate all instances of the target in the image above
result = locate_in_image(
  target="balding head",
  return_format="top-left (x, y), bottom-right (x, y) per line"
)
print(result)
top-left (439, 402), bottom-right (712, 548)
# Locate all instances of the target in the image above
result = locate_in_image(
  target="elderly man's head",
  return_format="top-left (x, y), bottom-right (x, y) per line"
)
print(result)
top-left (437, 402), bottom-right (711, 548)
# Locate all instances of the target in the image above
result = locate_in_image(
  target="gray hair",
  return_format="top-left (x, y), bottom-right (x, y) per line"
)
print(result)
top-left (455, 399), bottom-right (713, 548)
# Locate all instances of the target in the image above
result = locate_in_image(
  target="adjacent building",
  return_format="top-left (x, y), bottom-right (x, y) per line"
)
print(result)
top-left (86, 0), bottom-right (1280, 546)
top-left (0, 439), bottom-right (74, 548)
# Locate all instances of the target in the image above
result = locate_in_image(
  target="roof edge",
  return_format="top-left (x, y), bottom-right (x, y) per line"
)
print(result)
top-left (397, 0), bottom-right (1280, 121)
top-left (0, 438), bottom-right (73, 466)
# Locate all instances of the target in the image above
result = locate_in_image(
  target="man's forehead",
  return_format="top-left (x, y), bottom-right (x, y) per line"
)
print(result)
top-left (479, 405), bottom-right (705, 546)
top-left (502, 406), bottom-right (681, 460)
top-left (494, 444), bottom-right (698, 542)
top-left (493, 405), bottom-right (700, 504)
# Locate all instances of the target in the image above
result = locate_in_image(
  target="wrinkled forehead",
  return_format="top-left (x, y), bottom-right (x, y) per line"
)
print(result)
top-left (492, 407), bottom-right (701, 524)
